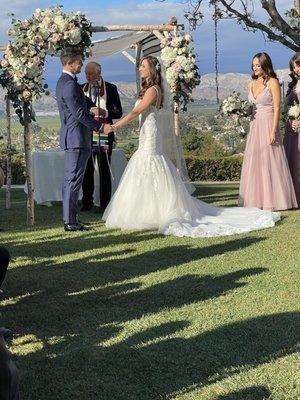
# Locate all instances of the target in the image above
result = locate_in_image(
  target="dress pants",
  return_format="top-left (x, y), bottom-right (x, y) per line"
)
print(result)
top-left (63, 148), bottom-right (91, 224)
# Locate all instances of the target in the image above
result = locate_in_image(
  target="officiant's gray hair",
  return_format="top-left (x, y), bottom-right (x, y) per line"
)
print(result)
top-left (85, 61), bottom-right (101, 73)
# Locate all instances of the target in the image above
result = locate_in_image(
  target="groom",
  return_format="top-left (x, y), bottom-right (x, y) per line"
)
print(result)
top-left (56, 48), bottom-right (110, 231)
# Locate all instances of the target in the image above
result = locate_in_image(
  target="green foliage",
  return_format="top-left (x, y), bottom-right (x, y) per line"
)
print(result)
top-left (181, 125), bottom-right (228, 158)
top-left (186, 156), bottom-right (243, 181)
top-left (0, 144), bottom-right (25, 184)
top-left (118, 141), bottom-right (138, 160)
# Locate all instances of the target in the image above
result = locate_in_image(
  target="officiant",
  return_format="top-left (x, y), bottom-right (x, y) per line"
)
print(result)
top-left (81, 61), bottom-right (123, 211)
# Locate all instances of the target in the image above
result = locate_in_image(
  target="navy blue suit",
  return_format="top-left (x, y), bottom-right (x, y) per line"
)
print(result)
top-left (56, 72), bottom-right (102, 225)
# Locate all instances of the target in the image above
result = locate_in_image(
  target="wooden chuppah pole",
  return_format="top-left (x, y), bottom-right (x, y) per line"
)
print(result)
top-left (91, 24), bottom-right (181, 33)
top-left (23, 105), bottom-right (34, 226)
top-left (5, 96), bottom-right (12, 209)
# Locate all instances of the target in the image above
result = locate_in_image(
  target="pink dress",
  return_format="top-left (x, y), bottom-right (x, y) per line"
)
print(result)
top-left (239, 85), bottom-right (297, 211)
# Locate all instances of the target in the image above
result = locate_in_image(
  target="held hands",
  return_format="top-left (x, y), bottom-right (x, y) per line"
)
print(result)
top-left (103, 123), bottom-right (113, 134)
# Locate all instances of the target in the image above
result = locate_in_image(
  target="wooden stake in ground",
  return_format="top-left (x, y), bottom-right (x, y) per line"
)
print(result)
top-left (5, 96), bottom-right (12, 209)
top-left (23, 106), bottom-right (34, 226)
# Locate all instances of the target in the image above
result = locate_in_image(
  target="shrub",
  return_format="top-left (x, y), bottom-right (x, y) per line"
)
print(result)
top-left (186, 156), bottom-right (243, 181)
top-left (0, 146), bottom-right (26, 184)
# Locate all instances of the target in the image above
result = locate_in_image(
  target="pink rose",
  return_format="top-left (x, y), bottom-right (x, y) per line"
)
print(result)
top-left (51, 33), bottom-right (61, 44)
top-left (22, 90), bottom-right (32, 101)
top-left (33, 56), bottom-right (41, 65)
top-left (173, 62), bottom-right (182, 72)
top-left (50, 24), bottom-right (58, 33)
top-left (36, 35), bottom-right (44, 44)
top-left (64, 31), bottom-right (71, 39)
top-left (21, 20), bottom-right (29, 29)
top-left (42, 17), bottom-right (51, 28)
top-left (1, 59), bottom-right (9, 68)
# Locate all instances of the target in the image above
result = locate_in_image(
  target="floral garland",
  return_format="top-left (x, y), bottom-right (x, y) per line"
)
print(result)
top-left (160, 34), bottom-right (200, 112)
top-left (0, 6), bottom-right (92, 124)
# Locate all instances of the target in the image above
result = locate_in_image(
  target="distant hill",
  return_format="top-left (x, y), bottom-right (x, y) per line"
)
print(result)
top-left (0, 69), bottom-right (292, 114)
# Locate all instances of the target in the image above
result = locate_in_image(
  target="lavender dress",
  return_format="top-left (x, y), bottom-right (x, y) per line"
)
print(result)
top-left (284, 88), bottom-right (300, 207)
top-left (239, 85), bottom-right (297, 211)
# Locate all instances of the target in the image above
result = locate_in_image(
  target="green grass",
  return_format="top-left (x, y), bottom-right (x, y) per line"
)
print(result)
top-left (0, 184), bottom-right (299, 400)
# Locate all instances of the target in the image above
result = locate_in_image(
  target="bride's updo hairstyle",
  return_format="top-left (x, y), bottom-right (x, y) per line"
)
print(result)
top-left (138, 56), bottom-right (163, 107)
top-left (251, 52), bottom-right (278, 81)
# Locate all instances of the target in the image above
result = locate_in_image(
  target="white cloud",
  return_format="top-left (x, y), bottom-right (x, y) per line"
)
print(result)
top-left (86, 1), bottom-right (186, 26)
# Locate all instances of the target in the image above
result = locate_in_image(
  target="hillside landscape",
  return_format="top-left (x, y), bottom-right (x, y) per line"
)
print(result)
top-left (0, 69), bottom-right (292, 115)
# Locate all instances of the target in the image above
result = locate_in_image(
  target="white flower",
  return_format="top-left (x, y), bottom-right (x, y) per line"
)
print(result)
top-left (22, 90), bottom-right (32, 101)
top-left (288, 104), bottom-right (300, 119)
top-left (34, 8), bottom-right (42, 17)
top-left (51, 33), bottom-right (62, 44)
top-left (54, 15), bottom-right (68, 33)
top-left (69, 27), bottom-right (82, 45)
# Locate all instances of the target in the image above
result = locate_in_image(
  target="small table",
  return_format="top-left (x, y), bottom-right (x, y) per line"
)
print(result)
top-left (25, 148), bottom-right (127, 206)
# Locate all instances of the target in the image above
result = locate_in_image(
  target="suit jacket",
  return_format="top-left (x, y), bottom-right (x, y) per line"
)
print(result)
top-left (82, 81), bottom-right (123, 124)
top-left (56, 73), bottom-right (102, 150)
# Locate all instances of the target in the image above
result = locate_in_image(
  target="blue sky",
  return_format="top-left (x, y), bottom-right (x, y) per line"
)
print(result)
top-left (0, 0), bottom-right (294, 88)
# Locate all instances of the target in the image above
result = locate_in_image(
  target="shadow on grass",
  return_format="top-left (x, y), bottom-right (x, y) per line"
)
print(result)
top-left (215, 386), bottom-right (272, 400)
top-left (8, 312), bottom-right (299, 400)
top-left (1, 232), bottom-right (297, 399)
top-left (4, 237), bottom-right (266, 296)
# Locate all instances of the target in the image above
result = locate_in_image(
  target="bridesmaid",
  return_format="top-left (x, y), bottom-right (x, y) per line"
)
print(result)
top-left (239, 52), bottom-right (297, 211)
top-left (283, 53), bottom-right (300, 207)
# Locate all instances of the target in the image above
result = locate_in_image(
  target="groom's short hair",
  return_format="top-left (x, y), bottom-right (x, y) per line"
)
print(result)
top-left (60, 48), bottom-right (83, 66)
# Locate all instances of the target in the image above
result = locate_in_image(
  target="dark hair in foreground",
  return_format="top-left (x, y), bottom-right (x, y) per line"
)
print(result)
top-left (138, 56), bottom-right (163, 107)
top-left (251, 52), bottom-right (278, 81)
top-left (287, 52), bottom-right (300, 96)
top-left (60, 48), bottom-right (83, 66)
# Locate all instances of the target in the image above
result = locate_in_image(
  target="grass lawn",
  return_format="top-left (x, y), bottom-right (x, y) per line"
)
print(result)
top-left (0, 183), bottom-right (299, 400)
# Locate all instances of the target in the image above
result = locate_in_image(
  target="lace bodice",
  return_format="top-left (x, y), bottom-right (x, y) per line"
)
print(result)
top-left (135, 100), bottom-right (164, 155)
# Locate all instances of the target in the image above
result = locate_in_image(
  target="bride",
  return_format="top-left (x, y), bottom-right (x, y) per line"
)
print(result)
top-left (103, 56), bottom-right (280, 237)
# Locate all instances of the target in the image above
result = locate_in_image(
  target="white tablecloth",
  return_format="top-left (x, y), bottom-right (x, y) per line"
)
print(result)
top-left (25, 148), bottom-right (127, 206)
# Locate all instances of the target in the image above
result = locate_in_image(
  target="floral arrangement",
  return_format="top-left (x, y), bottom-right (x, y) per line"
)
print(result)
top-left (221, 92), bottom-right (249, 118)
top-left (0, 6), bottom-right (92, 124)
top-left (160, 34), bottom-right (200, 112)
top-left (220, 92), bottom-right (250, 138)
top-left (288, 101), bottom-right (300, 133)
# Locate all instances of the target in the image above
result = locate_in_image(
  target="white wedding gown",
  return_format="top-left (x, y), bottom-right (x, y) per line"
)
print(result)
top-left (103, 101), bottom-right (280, 237)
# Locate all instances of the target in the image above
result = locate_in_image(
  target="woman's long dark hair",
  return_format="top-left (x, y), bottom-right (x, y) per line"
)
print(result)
top-left (251, 52), bottom-right (278, 83)
top-left (138, 56), bottom-right (163, 107)
top-left (287, 53), bottom-right (300, 96)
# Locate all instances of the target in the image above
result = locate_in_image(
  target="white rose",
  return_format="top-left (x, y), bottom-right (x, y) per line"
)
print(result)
top-left (288, 105), bottom-right (300, 118)
top-left (54, 15), bottom-right (68, 33)
top-left (69, 27), bottom-right (82, 45)
top-left (35, 8), bottom-right (42, 17)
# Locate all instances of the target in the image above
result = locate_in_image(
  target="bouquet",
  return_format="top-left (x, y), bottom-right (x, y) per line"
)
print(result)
top-left (221, 92), bottom-right (249, 118)
top-left (287, 101), bottom-right (300, 133)
top-left (220, 92), bottom-right (250, 138)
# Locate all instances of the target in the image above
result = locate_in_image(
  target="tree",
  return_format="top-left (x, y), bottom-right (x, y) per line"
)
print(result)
top-left (166, 1), bottom-right (300, 52)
